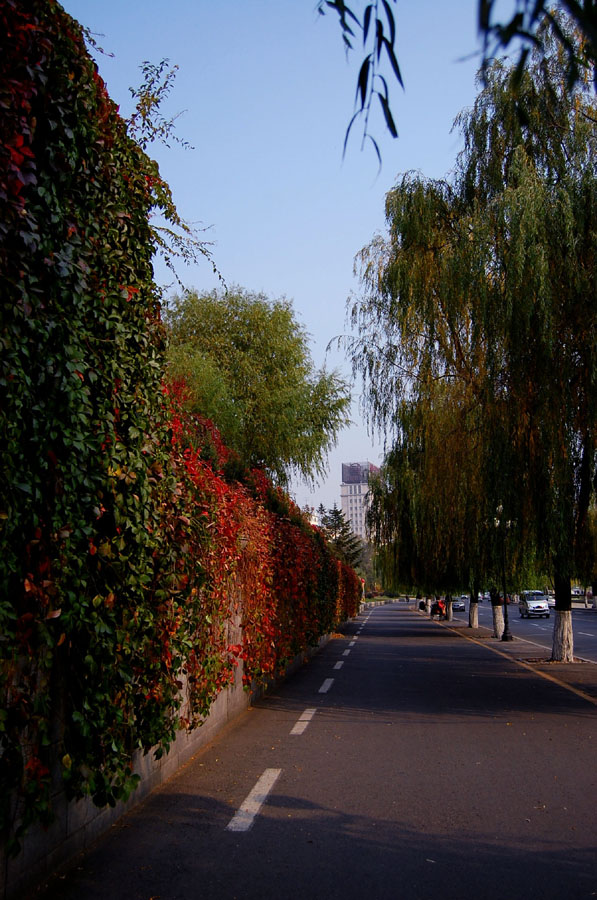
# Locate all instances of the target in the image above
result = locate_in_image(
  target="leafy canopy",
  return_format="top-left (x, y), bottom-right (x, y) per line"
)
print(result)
top-left (347, 21), bottom-right (596, 632)
top-left (165, 288), bottom-right (351, 486)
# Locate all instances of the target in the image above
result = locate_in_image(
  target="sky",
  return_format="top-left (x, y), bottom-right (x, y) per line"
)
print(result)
top-left (62, 0), bottom-right (485, 510)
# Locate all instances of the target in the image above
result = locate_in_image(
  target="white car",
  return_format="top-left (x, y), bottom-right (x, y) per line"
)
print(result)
top-left (519, 591), bottom-right (550, 618)
top-left (452, 596), bottom-right (466, 611)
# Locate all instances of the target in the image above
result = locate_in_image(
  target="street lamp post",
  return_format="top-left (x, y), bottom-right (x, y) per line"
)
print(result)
top-left (496, 505), bottom-right (514, 642)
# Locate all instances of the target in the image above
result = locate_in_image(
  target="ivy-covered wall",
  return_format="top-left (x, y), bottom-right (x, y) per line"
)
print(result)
top-left (0, 0), bottom-right (360, 860)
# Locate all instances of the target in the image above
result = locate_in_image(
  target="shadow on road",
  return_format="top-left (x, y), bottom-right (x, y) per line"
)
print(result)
top-left (36, 604), bottom-right (596, 900)
top-left (38, 783), bottom-right (596, 900)
top-left (254, 610), bottom-right (596, 723)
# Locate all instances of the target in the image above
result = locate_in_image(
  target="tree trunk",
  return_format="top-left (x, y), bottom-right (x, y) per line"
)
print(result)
top-left (573, 432), bottom-right (593, 582)
top-left (445, 594), bottom-right (453, 621)
top-left (492, 603), bottom-right (504, 639)
top-left (469, 601), bottom-right (479, 628)
top-left (469, 585), bottom-right (480, 628)
top-left (551, 610), bottom-right (574, 662)
top-left (552, 568), bottom-right (573, 662)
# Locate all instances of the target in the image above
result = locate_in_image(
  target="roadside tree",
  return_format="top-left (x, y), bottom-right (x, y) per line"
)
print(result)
top-left (319, 503), bottom-right (364, 569)
top-left (456, 31), bottom-right (597, 659)
top-left (346, 26), bottom-right (596, 661)
top-left (165, 288), bottom-right (351, 487)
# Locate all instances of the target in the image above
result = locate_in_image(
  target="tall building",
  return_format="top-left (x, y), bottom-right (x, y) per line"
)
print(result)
top-left (340, 461), bottom-right (379, 539)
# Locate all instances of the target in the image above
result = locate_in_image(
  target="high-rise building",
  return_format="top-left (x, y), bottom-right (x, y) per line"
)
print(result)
top-left (340, 461), bottom-right (379, 539)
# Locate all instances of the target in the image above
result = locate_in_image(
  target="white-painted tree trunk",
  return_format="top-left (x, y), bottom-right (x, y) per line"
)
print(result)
top-left (425, 598), bottom-right (431, 614)
top-left (445, 599), bottom-right (453, 621)
top-left (551, 609), bottom-right (574, 662)
top-left (469, 602), bottom-right (479, 628)
top-left (492, 604), bottom-right (504, 639)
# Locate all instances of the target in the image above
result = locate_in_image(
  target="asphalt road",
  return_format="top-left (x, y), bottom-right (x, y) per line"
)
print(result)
top-left (455, 602), bottom-right (597, 662)
top-left (38, 605), bottom-right (596, 900)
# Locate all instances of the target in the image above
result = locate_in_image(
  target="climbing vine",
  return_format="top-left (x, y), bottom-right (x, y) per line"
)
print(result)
top-left (0, 2), bottom-right (360, 855)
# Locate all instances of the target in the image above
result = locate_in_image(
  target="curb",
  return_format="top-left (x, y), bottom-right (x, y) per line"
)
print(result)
top-left (414, 606), bottom-right (597, 707)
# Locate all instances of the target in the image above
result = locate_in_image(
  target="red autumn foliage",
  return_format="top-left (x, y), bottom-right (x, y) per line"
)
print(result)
top-left (163, 378), bottom-right (361, 702)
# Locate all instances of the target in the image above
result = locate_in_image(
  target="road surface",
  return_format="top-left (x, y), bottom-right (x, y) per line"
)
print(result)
top-left (38, 604), bottom-right (597, 900)
top-left (456, 602), bottom-right (597, 662)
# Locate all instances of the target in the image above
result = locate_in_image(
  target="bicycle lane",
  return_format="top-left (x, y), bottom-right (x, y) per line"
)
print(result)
top-left (38, 604), bottom-right (597, 900)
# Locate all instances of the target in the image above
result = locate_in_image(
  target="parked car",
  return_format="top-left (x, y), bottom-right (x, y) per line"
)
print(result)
top-left (571, 586), bottom-right (584, 596)
top-left (519, 591), bottom-right (550, 618)
top-left (452, 596), bottom-right (466, 611)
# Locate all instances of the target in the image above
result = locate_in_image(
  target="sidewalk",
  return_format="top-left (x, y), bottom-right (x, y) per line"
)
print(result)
top-left (419, 606), bottom-right (597, 706)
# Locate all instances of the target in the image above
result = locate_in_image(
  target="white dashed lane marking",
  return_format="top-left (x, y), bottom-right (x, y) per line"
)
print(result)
top-left (342, 649), bottom-right (351, 657)
top-left (334, 661), bottom-right (344, 670)
top-left (290, 708), bottom-right (317, 735)
top-left (319, 678), bottom-right (334, 693)
top-left (226, 768), bottom-right (282, 832)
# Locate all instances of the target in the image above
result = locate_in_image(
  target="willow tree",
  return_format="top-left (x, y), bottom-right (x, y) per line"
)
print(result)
top-left (319, 0), bottom-right (596, 159)
top-left (456, 32), bottom-right (597, 660)
top-left (348, 26), bottom-right (596, 661)
top-left (349, 167), bottom-right (522, 619)
top-left (366, 379), bottom-right (486, 601)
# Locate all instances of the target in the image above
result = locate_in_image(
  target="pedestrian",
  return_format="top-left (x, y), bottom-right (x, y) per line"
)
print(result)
top-left (430, 597), bottom-right (446, 619)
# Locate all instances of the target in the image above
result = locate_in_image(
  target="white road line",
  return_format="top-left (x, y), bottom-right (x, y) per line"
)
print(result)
top-left (579, 632), bottom-right (594, 637)
top-left (319, 678), bottom-right (334, 693)
top-left (334, 661), bottom-right (344, 670)
top-left (512, 635), bottom-right (552, 651)
top-left (226, 768), bottom-right (282, 832)
top-left (290, 708), bottom-right (317, 735)
top-left (342, 649), bottom-right (351, 657)
top-left (349, 640), bottom-right (356, 646)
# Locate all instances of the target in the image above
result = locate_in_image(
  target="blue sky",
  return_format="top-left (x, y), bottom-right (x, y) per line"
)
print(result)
top-left (63, 0), bottom-right (484, 510)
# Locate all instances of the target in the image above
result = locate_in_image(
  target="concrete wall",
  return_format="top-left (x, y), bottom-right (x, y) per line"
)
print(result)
top-left (1, 634), bottom-right (330, 900)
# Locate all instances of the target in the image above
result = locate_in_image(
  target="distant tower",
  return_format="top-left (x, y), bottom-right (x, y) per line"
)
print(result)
top-left (340, 461), bottom-right (379, 539)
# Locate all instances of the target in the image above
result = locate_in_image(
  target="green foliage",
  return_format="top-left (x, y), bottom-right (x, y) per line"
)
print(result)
top-left (124, 59), bottom-right (219, 285)
top-left (165, 287), bottom-right (351, 487)
top-left (317, 0), bottom-right (402, 163)
top-left (480, 0), bottom-right (597, 92)
top-left (128, 58), bottom-right (193, 152)
top-left (319, 504), bottom-right (364, 569)
top-left (320, 2), bottom-right (596, 159)
top-left (0, 4), bottom-right (361, 853)
top-left (347, 32), bottom-right (596, 615)
top-left (454, 32), bottom-right (597, 598)
top-left (0, 0), bottom-right (179, 844)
